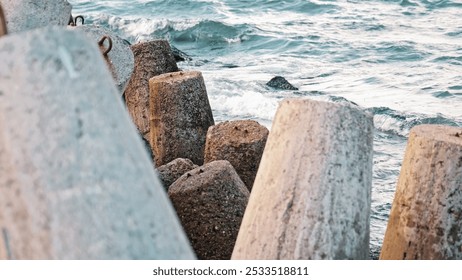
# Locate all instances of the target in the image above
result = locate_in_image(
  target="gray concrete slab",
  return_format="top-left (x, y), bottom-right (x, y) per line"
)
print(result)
top-left (0, 26), bottom-right (194, 260)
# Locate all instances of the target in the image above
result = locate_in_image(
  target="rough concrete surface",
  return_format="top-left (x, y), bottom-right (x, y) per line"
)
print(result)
top-left (169, 160), bottom-right (250, 260)
top-left (156, 158), bottom-right (198, 190)
top-left (124, 40), bottom-right (179, 143)
top-left (72, 25), bottom-right (134, 93)
top-left (2, 0), bottom-right (72, 33)
top-left (232, 98), bottom-right (373, 260)
top-left (0, 27), bottom-right (194, 260)
top-left (380, 125), bottom-right (462, 260)
top-left (149, 71), bottom-right (215, 166)
top-left (204, 120), bottom-right (269, 191)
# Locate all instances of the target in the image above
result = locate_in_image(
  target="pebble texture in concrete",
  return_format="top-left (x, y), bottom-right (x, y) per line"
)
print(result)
top-left (0, 27), bottom-right (194, 260)
top-left (124, 40), bottom-right (179, 144)
top-left (380, 125), bottom-right (462, 260)
top-left (169, 160), bottom-right (250, 260)
top-left (204, 120), bottom-right (269, 191)
top-left (2, 0), bottom-right (72, 33)
top-left (72, 25), bottom-right (134, 94)
top-left (156, 158), bottom-right (198, 191)
top-left (149, 71), bottom-right (215, 166)
top-left (232, 99), bottom-right (373, 260)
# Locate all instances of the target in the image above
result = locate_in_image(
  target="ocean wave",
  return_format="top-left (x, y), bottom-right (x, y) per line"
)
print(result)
top-left (87, 15), bottom-right (255, 47)
top-left (224, 0), bottom-right (339, 15)
top-left (367, 106), bottom-right (461, 137)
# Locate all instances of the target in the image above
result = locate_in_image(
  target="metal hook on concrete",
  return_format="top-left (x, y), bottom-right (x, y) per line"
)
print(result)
top-left (74, 16), bottom-right (84, 26)
top-left (0, 4), bottom-right (8, 37)
top-left (68, 15), bottom-right (85, 26)
top-left (98, 36), bottom-right (113, 56)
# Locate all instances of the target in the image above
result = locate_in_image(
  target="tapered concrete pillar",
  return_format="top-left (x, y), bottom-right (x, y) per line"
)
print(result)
top-left (73, 25), bottom-right (134, 93)
top-left (149, 71), bottom-right (215, 166)
top-left (0, 27), bottom-right (194, 260)
top-left (169, 160), bottom-right (249, 260)
top-left (204, 120), bottom-right (269, 191)
top-left (2, 0), bottom-right (72, 33)
top-left (380, 125), bottom-right (462, 260)
top-left (124, 40), bottom-right (179, 144)
top-left (156, 158), bottom-right (198, 190)
top-left (232, 99), bottom-right (373, 260)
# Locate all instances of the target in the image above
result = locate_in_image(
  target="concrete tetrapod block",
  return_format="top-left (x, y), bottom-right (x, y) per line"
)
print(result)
top-left (232, 99), bottom-right (374, 260)
top-left (0, 27), bottom-right (194, 260)
top-left (156, 158), bottom-right (199, 191)
top-left (168, 160), bottom-right (250, 260)
top-left (124, 40), bottom-right (179, 144)
top-left (380, 125), bottom-right (462, 260)
top-left (2, 0), bottom-right (72, 33)
top-left (72, 25), bottom-right (135, 94)
top-left (204, 120), bottom-right (269, 191)
top-left (149, 71), bottom-right (215, 166)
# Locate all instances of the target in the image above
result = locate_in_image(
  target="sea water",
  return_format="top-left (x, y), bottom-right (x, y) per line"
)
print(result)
top-left (68, 0), bottom-right (462, 257)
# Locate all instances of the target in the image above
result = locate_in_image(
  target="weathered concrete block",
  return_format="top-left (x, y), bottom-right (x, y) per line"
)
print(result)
top-left (232, 99), bottom-right (373, 260)
top-left (156, 158), bottom-right (198, 190)
top-left (169, 160), bottom-right (250, 260)
top-left (72, 25), bottom-right (134, 93)
top-left (204, 120), bottom-right (269, 191)
top-left (2, 0), bottom-right (72, 33)
top-left (380, 125), bottom-right (462, 260)
top-left (149, 71), bottom-right (215, 166)
top-left (124, 40), bottom-right (179, 143)
top-left (0, 27), bottom-right (194, 260)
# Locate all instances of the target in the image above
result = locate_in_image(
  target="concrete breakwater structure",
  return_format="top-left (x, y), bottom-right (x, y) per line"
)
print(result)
top-left (380, 125), bottom-right (462, 260)
top-left (72, 25), bottom-right (135, 94)
top-left (124, 40), bottom-right (179, 147)
top-left (168, 160), bottom-right (250, 260)
top-left (149, 71), bottom-right (215, 166)
top-left (204, 120), bottom-right (269, 191)
top-left (0, 27), bottom-right (194, 259)
top-left (232, 99), bottom-right (374, 260)
top-left (2, 2), bottom-right (460, 261)
top-left (1, 0), bottom-right (71, 33)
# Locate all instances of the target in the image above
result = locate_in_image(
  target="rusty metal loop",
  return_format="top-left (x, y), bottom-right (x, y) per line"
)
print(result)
top-left (98, 36), bottom-right (113, 56)
top-left (74, 15), bottom-right (84, 26)
top-left (0, 4), bottom-right (8, 37)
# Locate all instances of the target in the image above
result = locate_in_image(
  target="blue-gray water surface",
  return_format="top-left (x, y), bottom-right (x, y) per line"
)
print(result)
top-left (68, 0), bottom-right (462, 257)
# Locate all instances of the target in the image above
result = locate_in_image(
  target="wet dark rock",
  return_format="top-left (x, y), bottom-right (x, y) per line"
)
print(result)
top-left (370, 244), bottom-right (381, 260)
top-left (171, 45), bottom-right (192, 62)
top-left (156, 158), bottom-right (198, 190)
top-left (266, 76), bottom-right (298, 90)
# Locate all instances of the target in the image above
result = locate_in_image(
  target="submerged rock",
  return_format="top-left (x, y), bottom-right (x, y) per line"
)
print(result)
top-left (171, 45), bottom-right (192, 62)
top-left (266, 76), bottom-right (298, 90)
